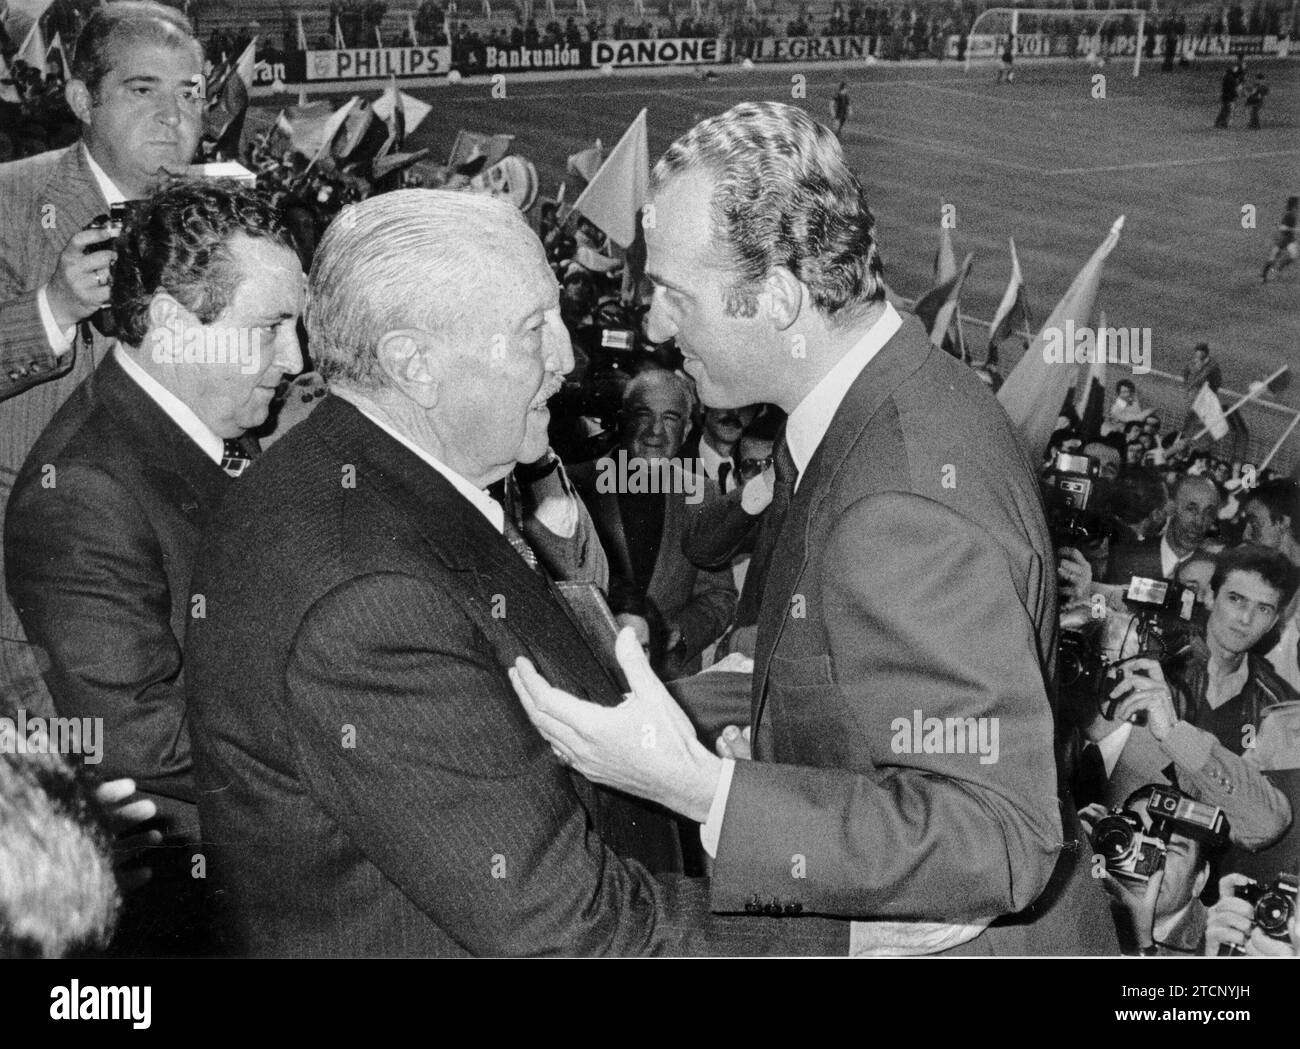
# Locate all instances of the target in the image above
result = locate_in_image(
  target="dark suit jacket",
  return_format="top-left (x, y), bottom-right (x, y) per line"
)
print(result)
top-left (570, 456), bottom-right (736, 674)
top-left (186, 395), bottom-right (847, 957)
top-left (712, 316), bottom-right (1117, 954)
top-left (1104, 535), bottom-right (1167, 584)
top-left (5, 353), bottom-right (230, 838)
top-left (1, 144), bottom-right (113, 644)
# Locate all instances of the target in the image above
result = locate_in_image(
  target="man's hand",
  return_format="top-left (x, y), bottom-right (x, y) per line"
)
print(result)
top-left (1202, 873), bottom-right (1300, 955)
top-left (1101, 867), bottom-right (1165, 952)
top-left (509, 627), bottom-right (723, 822)
top-left (716, 724), bottom-right (751, 761)
top-left (45, 227), bottom-right (118, 331)
top-left (93, 777), bottom-right (162, 893)
top-left (1057, 546), bottom-right (1093, 603)
top-left (1105, 658), bottom-right (1180, 741)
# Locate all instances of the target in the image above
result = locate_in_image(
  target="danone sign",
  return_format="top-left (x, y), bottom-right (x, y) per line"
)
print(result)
top-left (304, 46), bottom-right (452, 80)
top-left (591, 37), bottom-right (723, 66)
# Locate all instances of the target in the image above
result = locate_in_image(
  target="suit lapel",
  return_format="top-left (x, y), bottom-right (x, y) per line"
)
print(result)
top-left (41, 146), bottom-right (108, 253)
top-left (751, 316), bottom-right (934, 729)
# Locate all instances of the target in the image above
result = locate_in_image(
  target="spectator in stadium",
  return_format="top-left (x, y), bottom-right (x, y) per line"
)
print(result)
top-left (1261, 195), bottom-right (1298, 284)
top-left (1214, 58), bottom-right (1244, 128)
top-left (5, 180), bottom-right (305, 954)
top-left (1101, 378), bottom-right (1151, 437)
top-left (570, 368), bottom-right (737, 678)
top-left (1244, 72), bottom-right (1269, 129)
top-left (0, 1), bottom-right (204, 716)
top-left (1240, 479), bottom-right (1300, 692)
top-left (1106, 474), bottom-right (1222, 583)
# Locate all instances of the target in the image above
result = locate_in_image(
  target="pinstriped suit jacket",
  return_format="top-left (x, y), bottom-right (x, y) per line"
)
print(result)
top-left (186, 395), bottom-right (848, 956)
top-left (0, 144), bottom-right (111, 640)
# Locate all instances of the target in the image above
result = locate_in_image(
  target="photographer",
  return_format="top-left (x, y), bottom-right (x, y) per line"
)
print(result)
top-left (1059, 565), bottom-right (1291, 850)
top-left (1205, 872), bottom-right (1300, 956)
top-left (1081, 785), bottom-right (1227, 954)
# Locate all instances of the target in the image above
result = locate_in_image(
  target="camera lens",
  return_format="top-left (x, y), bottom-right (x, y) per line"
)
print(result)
top-left (1092, 817), bottom-right (1135, 862)
top-left (1254, 891), bottom-right (1294, 937)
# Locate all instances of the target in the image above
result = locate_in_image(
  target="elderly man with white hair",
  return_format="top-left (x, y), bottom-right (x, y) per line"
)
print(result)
top-left (183, 189), bottom-right (846, 957)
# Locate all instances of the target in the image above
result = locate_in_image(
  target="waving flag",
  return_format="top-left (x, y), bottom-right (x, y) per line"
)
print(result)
top-left (987, 237), bottom-right (1031, 365)
top-left (573, 108), bottom-right (648, 250)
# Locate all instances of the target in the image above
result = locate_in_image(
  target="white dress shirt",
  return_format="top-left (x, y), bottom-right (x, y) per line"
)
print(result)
top-left (38, 147), bottom-right (126, 355)
top-left (114, 346), bottom-right (225, 465)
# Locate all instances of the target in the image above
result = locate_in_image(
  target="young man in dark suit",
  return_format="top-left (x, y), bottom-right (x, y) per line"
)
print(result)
top-left (5, 180), bottom-right (306, 952)
top-left (184, 190), bottom-right (844, 957)
top-left (512, 101), bottom-right (1118, 955)
top-left (0, 2), bottom-right (204, 714)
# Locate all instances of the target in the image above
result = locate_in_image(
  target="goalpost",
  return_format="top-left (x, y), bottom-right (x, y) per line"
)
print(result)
top-left (964, 7), bottom-right (1148, 78)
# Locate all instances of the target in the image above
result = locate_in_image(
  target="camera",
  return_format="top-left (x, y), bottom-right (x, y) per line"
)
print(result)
top-left (1089, 785), bottom-right (1229, 884)
top-left (82, 202), bottom-right (137, 338)
top-left (1043, 452), bottom-right (1113, 547)
top-left (1219, 873), bottom-right (1298, 954)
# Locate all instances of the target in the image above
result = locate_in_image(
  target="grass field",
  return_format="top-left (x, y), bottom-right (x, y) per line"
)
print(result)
top-left (257, 57), bottom-right (1300, 467)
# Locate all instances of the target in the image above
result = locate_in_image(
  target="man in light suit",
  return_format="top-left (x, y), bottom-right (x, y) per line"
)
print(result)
top-left (512, 102), bottom-right (1118, 955)
top-left (0, 2), bottom-right (204, 711)
top-left (570, 368), bottom-right (736, 678)
top-left (185, 190), bottom-right (845, 957)
top-left (5, 180), bottom-right (305, 953)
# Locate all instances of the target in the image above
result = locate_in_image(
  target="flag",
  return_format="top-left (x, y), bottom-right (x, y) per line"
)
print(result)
top-left (373, 85), bottom-right (430, 137)
top-left (333, 97), bottom-right (389, 171)
top-left (577, 0), bottom-right (588, 16)
top-left (334, 16), bottom-right (346, 49)
top-left (987, 237), bottom-right (1030, 365)
top-left (408, 11), bottom-right (419, 45)
top-left (304, 96), bottom-right (359, 169)
top-left (913, 252), bottom-right (973, 356)
top-left (208, 38), bottom-right (257, 160)
top-left (17, 19), bottom-right (46, 72)
top-left (296, 13), bottom-right (308, 50)
top-left (567, 139), bottom-right (603, 183)
top-left (1074, 311), bottom-right (1108, 441)
top-left (374, 24), bottom-right (383, 48)
top-left (447, 130), bottom-right (514, 173)
top-left (691, 0), bottom-right (702, 16)
top-left (934, 202), bottom-right (957, 284)
top-left (282, 100), bottom-right (335, 156)
top-left (998, 216), bottom-right (1125, 462)
top-left (372, 147), bottom-right (431, 187)
top-left (1193, 383), bottom-right (1230, 440)
top-left (481, 0), bottom-right (492, 17)
top-left (573, 108), bottom-right (648, 250)
top-left (376, 78), bottom-right (405, 155)
top-left (546, 0), bottom-right (557, 19)
top-left (46, 31), bottom-right (71, 81)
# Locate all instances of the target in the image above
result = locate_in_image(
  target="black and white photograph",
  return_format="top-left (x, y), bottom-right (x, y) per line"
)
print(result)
top-left (0, 0), bottom-right (1297, 1024)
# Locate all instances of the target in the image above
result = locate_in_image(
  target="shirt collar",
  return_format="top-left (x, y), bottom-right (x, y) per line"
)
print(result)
top-left (82, 145), bottom-right (128, 208)
top-left (697, 438), bottom-right (725, 482)
top-left (785, 302), bottom-right (903, 489)
top-left (113, 346), bottom-right (226, 465)
top-left (335, 393), bottom-right (505, 535)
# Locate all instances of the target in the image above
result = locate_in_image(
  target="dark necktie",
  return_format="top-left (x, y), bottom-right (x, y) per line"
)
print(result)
top-left (734, 435), bottom-right (797, 627)
top-left (220, 437), bottom-right (257, 478)
top-left (717, 460), bottom-right (732, 494)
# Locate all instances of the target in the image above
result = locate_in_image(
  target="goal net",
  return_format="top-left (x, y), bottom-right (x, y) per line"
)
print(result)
top-left (961, 7), bottom-right (1150, 77)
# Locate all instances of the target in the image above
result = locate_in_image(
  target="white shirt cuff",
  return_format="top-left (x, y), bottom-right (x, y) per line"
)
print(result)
top-left (699, 756), bottom-right (736, 858)
top-left (37, 285), bottom-right (77, 356)
top-left (740, 471), bottom-right (774, 516)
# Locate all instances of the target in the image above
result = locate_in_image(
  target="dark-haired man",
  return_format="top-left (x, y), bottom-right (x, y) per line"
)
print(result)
top-left (4, 180), bottom-right (304, 952)
top-left (0, 1), bottom-right (204, 712)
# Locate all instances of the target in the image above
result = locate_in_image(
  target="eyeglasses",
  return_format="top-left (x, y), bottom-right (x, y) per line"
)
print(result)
top-left (737, 455), bottom-right (774, 481)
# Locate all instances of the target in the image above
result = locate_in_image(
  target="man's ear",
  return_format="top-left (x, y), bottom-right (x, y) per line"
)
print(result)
top-left (1192, 859), bottom-right (1211, 901)
top-left (376, 329), bottom-right (439, 409)
top-left (760, 267), bottom-right (803, 331)
top-left (148, 293), bottom-right (181, 331)
top-left (66, 79), bottom-right (94, 126)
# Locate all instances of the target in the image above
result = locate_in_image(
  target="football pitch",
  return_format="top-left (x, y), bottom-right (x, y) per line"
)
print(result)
top-left (260, 56), bottom-right (1300, 462)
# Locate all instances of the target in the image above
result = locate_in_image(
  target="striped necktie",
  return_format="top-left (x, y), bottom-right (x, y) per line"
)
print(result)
top-left (220, 437), bottom-right (257, 478)
top-left (502, 515), bottom-right (542, 575)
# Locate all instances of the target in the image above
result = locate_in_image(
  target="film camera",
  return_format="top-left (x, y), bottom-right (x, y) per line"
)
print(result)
top-left (1090, 785), bottom-right (1229, 884)
top-left (82, 201), bottom-right (143, 338)
top-left (1043, 452), bottom-right (1113, 548)
top-left (1218, 873), bottom-right (1298, 955)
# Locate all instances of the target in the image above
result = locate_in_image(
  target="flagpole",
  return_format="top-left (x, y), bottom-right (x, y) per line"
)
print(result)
top-left (1259, 412), bottom-right (1300, 472)
top-left (1186, 365), bottom-right (1289, 442)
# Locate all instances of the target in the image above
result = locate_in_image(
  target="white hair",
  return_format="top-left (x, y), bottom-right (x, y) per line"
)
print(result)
top-left (306, 190), bottom-right (537, 390)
